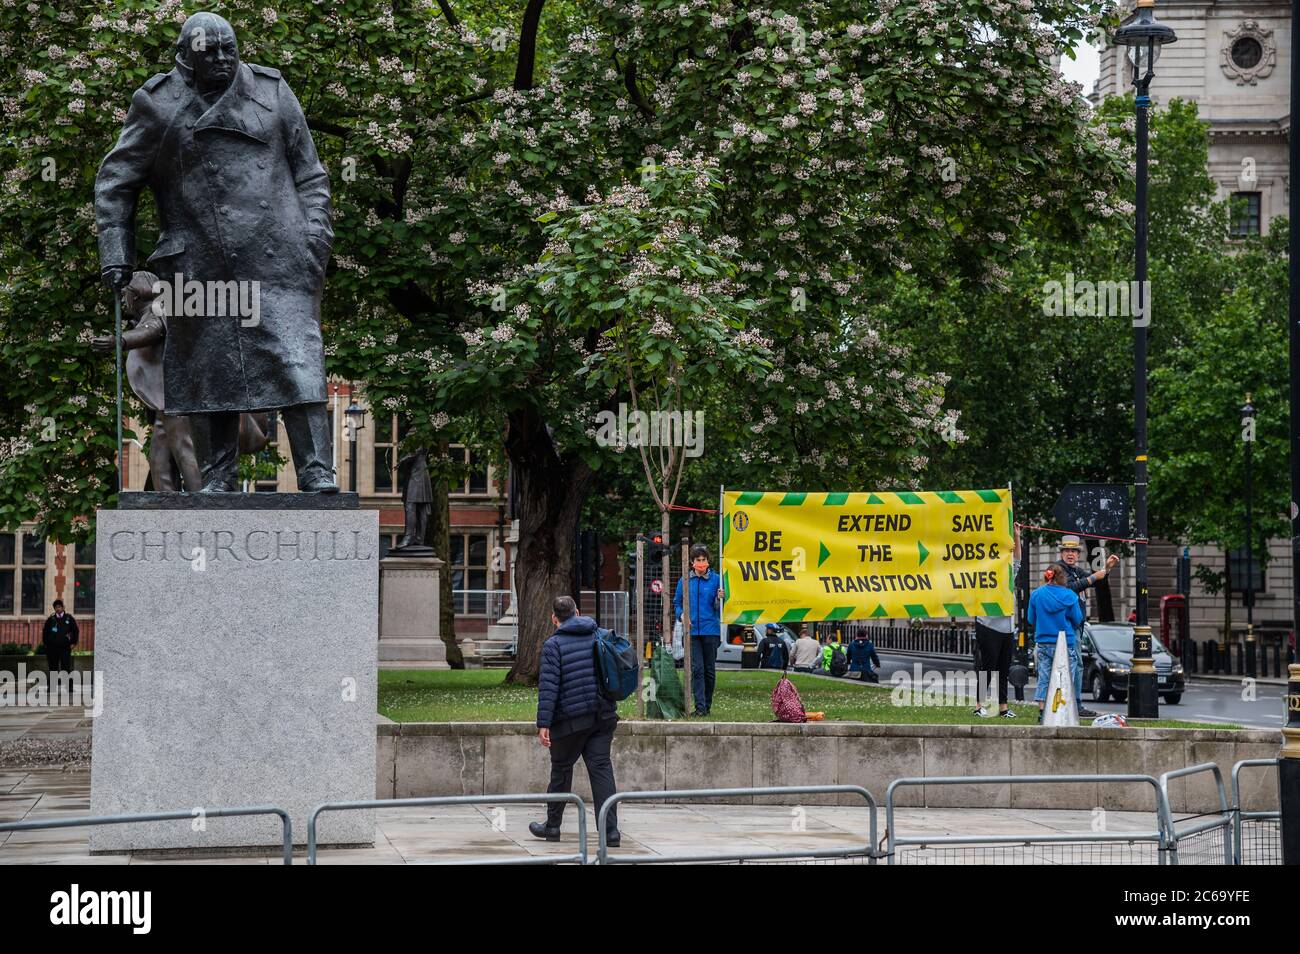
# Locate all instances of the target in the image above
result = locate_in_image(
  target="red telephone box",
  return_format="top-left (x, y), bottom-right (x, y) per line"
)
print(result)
top-left (1160, 594), bottom-right (1188, 657)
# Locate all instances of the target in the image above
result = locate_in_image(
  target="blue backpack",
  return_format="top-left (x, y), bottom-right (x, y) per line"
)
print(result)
top-left (593, 627), bottom-right (640, 702)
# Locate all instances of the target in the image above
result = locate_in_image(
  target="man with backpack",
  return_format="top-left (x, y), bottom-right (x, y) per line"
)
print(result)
top-left (531, 596), bottom-right (621, 847)
top-left (824, 639), bottom-right (849, 677)
top-left (847, 632), bottom-right (882, 682)
top-left (756, 624), bottom-right (789, 670)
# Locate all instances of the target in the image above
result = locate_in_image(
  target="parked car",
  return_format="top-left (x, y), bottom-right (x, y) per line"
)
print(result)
top-left (716, 622), bottom-right (797, 665)
top-left (1081, 622), bottom-right (1185, 705)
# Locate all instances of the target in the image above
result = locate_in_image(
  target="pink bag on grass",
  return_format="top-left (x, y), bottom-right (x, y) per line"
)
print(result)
top-left (771, 674), bottom-right (807, 724)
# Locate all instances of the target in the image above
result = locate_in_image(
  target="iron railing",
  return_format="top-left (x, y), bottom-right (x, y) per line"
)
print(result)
top-left (595, 785), bottom-right (879, 865)
top-left (306, 793), bottom-right (588, 865)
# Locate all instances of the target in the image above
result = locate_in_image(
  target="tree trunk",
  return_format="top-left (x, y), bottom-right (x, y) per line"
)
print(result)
top-left (424, 451), bottom-right (463, 669)
top-left (503, 406), bottom-right (593, 685)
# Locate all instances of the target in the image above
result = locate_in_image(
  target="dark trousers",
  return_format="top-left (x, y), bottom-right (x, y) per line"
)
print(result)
top-left (690, 634), bottom-right (720, 713)
top-left (975, 622), bottom-right (1013, 707)
top-left (46, 645), bottom-right (73, 677)
top-left (202, 402), bottom-right (334, 488)
top-left (547, 717), bottom-right (619, 832)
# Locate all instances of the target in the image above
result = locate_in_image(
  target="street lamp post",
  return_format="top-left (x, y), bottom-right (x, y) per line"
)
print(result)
top-left (1242, 395), bottom-right (1256, 678)
top-left (344, 398), bottom-right (365, 494)
top-left (1115, 0), bottom-right (1176, 720)
top-left (1285, 0), bottom-right (1300, 862)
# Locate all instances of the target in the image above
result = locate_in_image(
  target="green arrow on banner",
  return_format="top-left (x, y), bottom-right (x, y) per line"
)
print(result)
top-left (918, 541), bottom-right (929, 565)
top-left (870, 604), bottom-right (888, 617)
top-left (818, 541), bottom-right (831, 567)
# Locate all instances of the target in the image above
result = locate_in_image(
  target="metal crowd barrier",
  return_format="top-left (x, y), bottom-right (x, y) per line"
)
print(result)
top-left (1157, 763), bottom-right (1234, 865)
top-left (595, 785), bottom-right (880, 865)
top-left (1231, 758), bottom-right (1281, 865)
top-left (306, 793), bottom-right (587, 865)
top-left (886, 774), bottom-right (1170, 864)
top-left (0, 806), bottom-right (293, 864)
top-left (841, 622), bottom-right (973, 661)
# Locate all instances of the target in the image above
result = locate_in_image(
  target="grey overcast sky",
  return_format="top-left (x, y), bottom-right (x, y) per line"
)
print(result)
top-left (1061, 34), bottom-right (1102, 95)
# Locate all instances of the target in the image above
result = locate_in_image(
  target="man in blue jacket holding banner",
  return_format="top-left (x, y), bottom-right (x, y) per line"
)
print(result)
top-left (675, 545), bottom-right (723, 717)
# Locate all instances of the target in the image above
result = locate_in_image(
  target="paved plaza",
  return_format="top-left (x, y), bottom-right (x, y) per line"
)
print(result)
top-left (1, 704), bottom-right (1187, 865)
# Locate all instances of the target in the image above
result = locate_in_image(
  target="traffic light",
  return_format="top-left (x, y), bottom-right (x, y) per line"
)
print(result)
top-left (577, 529), bottom-right (599, 589)
top-left (646, 531), bottom-right (668, 563)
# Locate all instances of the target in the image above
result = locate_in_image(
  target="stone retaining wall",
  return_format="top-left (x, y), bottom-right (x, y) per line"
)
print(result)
top-left (376, 722), bottom-right (1283, 814)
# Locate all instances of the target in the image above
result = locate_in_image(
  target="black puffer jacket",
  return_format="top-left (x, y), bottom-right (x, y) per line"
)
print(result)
top-left (536, 615), bottom-right (616, 729)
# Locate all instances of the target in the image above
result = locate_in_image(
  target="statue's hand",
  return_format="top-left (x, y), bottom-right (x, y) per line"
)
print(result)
top-left (90, 335), bottom-right (116, 354)
top-left (101, 266), bottom-right (131, 292)
top-left (305, 234), bottom-right (330, 279)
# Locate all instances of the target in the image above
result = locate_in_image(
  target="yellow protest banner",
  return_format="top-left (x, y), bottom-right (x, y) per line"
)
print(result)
top-left (720, 489), bottom-right (1014, 624)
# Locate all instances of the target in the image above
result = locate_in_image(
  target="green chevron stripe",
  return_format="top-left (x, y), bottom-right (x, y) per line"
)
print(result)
top-left (866, 493), bottom-right (884, 504)
top-left (896, 492), bottom-right (925, 505)
top-left (944, 602), bottom-right (968, 617)
top-left (983, 601), bottom-right (1008, 616)
top-left (904, 603), bottom-right (930, 618)
top-left (722, 519), bottom-right (731, 548)
top-left (779, 607), bottom-right (811, 622)
top-left (869, 604), bottom-right (888, 618)
top-left (735, 492), bottom-right (764, 505)
top-left (823, 493), bottom-right (849, 506)
top-left (825, 606), bottom-right (856, 621)
top-left (779, 492), bottom-right (807, 506)
top-left (976, 489), bottom-right (1003, 503)
top-left (937, 491), bottom-right (964, 504)
top-left (735, 609), bottom-right (762, 624)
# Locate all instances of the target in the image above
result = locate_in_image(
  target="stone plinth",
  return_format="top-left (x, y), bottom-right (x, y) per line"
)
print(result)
top-left (379, 554), bottom-right (448, 669)
top-left (89, 508), bottom-right (378, 850)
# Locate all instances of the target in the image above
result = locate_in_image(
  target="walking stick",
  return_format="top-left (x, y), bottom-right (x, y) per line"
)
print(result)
top-left (114, 288), bottom-right (123, 493)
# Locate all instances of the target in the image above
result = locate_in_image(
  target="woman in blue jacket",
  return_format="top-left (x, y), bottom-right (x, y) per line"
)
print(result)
top-left (674, 544), bottom-right (722, 716)
top-left (1027, 562), bottom-right (1084, 723)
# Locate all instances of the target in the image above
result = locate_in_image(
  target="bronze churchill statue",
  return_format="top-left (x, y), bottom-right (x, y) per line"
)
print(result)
top-left (95, 11), bottom-right (337, 493)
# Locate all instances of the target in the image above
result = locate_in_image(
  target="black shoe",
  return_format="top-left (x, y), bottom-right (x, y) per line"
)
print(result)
top-left (605, 831), bottom-right (621, 848)
top-left (1079, 707), bottom-right (1098, 718)
top-left (693, 709), bottom-right (708, 717)
top-left (300, 476), bottom-right (339, 493)
top-left (528, 821), bottom-right (560, 841)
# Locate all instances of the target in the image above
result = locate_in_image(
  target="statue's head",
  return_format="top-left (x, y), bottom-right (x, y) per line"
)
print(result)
top-left (176, 12), bottom-right (240, 94)
top-left (123, 270), bottom-right (161, 319)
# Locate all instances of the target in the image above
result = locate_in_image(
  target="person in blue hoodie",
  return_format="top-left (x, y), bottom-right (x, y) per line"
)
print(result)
top-left (1027, 562), bottom-right (1084, 723)
top-left (674, 544), bottom-right (723, 716)
top-left (531, 596), bottom-right (620, 846)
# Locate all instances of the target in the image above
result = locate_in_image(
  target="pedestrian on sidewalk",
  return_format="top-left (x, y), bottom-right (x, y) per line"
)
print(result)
top-left (791, 628), bottom-right (822, 673)
top-left (847, 632), bottom-right (882, 683)
top-left (674, 544), bottom-right (722, 716)
top-left (756, 624), bottom-right (789, 670)
top-left (1058, 534), bottom-right (1119, 717)
top-left (973, 536), bottom-right (1020, 718)
top-left (1028, 563), bottom-right (1084, 724)
top-left (42, 599), bottom-right (79, 682)
top-left (531, 596), bottom-right (621, 847)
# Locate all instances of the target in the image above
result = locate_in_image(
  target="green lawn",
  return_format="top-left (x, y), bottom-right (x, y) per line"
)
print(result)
top-left (377, 669), bottom-right (1237, 730)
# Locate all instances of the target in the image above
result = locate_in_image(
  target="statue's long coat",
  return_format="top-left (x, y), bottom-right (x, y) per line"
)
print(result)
top-left (96, 61), bottom-right (333, 414)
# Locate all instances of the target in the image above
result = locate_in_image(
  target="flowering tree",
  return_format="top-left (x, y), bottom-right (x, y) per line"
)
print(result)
top-left (1, 0), bottom-right (1124, 681)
